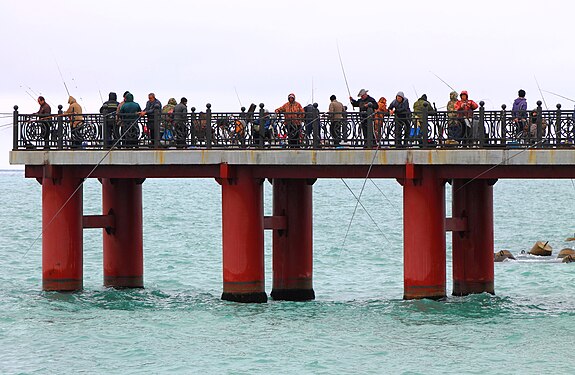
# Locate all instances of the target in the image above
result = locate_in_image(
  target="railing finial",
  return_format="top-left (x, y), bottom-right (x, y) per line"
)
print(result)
top-left (13, 105), bottom-right (18, 111)
top-left (259, 103), bottom-right (265, 109)
top-left (206, 103), bottom-right (211, 109)
top-left (557, 103), bottom-right (562, 109)
top-left (479, 101), bottom-right (485, 107)
top-left (501, 104), bottom-right (506, 110)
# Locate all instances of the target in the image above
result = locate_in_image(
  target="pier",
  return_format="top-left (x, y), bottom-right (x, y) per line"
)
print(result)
top-left (9, 102), bottom-right (575, 302)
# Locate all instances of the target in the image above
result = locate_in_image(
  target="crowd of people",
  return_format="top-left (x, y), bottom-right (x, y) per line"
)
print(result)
top-left (29, 88), bottom-right (547, 149)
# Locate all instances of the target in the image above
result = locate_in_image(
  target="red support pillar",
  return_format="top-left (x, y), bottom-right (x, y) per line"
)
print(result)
top-left (402, 167), bottom-right (446, 300)
top-left (452, 179), bottom-right (495, 296)
top-left (220, 167), bottom-right (266, 303)
top-left (42, 168), bottom-right (83, 291)
top-left (102, 178), bottom-right (144, 288)
top-left (270, 178), bottom-right (315, 301)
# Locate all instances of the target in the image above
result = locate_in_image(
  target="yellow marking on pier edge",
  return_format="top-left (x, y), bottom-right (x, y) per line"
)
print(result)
top-left (311, 151), bottom-right (317, 165)
top-left (156, 150), bottom-right (165, 164)
top-left (528, 149), bottom-right (536, 164)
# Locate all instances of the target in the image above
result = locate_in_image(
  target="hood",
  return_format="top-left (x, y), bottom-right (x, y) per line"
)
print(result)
top-left (460, 90), bottom-right (469, 98)
top-left (125, 93), bottom-right (134, 102)
top-left (68, 96), bottom-right (76, 104)
top-left (168, 98), bottom-right (177, 106)
top-left (450, 91), bottom-right (458, 101)
top-left (109, 92), bottom-right (117, 101)
top-left (420, 94), bottom-right (427, 101)
top-left (396, 91), bottom-right (405, 99)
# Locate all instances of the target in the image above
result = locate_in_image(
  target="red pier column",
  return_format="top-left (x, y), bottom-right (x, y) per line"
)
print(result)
top-left (452, 179), bottom-right (495, 296)
top-left (270, 179), bottom-right (315, 301)
top-left (403, 167), bottom-right (446, 300)
top-left (102, 178), bottom-right (144, 288)
top-left (221, 167), bottom-right (266, 303)
top-left (42, 168), bottom-right (83, 291)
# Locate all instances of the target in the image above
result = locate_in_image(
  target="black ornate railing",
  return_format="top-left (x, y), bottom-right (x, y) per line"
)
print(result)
top-left (11, 101), bottom-right (575, 150)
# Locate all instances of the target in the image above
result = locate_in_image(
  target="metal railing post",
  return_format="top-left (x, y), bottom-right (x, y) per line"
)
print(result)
top-left (258, 103), bottom-right (265, 149)
top-left (422, 102), bottom-right (429, 148)
top-left (206, 103), bottom-right (212, 149)
top-left (57, 105), bottom-right (63, 149)
top-left (478, 101), bottom-right (485, 147)
top-left (536, 100), bottom-right (543, 146)
top-left (555, 103), bottom-right (562, 146)
top-left (366, 104), bottom-right (374, 148)
top-left (312, 103), bottom-right (320, 149)
top-left (190, 107), bottom-right (196, 147)
top-left (153, 108), bottom-right (160, 148)
top-left (500, 104), bottom-right (507, 146)
top-left (12, 105), bottom-right (18, 150)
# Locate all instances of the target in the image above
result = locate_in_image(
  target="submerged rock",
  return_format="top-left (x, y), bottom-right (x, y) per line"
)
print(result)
top-left (529, 241), bottom-right (552, 256)
top-left (494, 250), bottom-right (515, 262)
top-left (557, 248), bottom-right (575, 259)
top-left (562, 254), bottom-right (575, 263)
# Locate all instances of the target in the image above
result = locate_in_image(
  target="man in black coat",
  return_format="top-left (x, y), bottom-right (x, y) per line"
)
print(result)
top-left (100, 92), bottom-right (119, 148)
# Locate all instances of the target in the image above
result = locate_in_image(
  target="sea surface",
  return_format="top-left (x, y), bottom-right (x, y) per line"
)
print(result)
top-left (0, 170), bottom-right (574, 374)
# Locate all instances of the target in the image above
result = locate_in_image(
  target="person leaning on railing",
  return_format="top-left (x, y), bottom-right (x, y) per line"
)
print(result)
top-left (446, 91), bottom-right (460, 141)
top-left (388, 91), bottom-right (411, 147)
top-left (412, 94), bottom-right (435, 138)
top-left (61, 96), bottom-right (83, 148)
top-left (119, 93), bottom-right (142, 148)
top-left (34, 96), bottom-right (52, 149)
top-left (173, 97), bottom-right (188, 149)
top-left (275, 93), bottom-right (304, 147)
top-left (454, 90), bottom-right (478, 142)
top-left (373, 97), bottom-right (389, 143)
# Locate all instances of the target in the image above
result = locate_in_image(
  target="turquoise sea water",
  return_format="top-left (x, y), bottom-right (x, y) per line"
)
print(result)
top-left (1, 170), bottom-right (575, 374)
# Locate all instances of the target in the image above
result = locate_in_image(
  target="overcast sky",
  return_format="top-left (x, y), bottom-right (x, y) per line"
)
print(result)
top-left (1, 0), bottom-right (574, 167)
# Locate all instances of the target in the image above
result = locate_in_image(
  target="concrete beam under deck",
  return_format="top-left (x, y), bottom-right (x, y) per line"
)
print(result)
top-left (11, 149), bottom-right (575, 180)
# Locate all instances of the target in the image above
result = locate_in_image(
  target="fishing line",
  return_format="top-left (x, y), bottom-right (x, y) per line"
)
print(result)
top-left (369, 178), bottom-right (401, 215)
top-left (542, 90), bottom-right (575, 103)
top-left (21, 114), bottom-right (143, 258)
top-left (453, 138), bottom-right (547, 193)
top-left (340, 178), bottom-right (389, 243)
top-left (341, 140), bottom-right (382, 248)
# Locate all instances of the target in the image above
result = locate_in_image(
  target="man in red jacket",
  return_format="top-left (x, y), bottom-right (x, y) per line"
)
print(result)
top-left (454, 90), bottom-right (478, 141)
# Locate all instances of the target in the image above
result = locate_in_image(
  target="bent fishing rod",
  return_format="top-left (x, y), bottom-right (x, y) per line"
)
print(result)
top-left (534, 75), bottom-right (549, 110)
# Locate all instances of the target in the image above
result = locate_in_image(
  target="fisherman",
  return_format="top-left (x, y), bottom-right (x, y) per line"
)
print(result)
top-left (34, 96), bottom-right (52, 148)
top-left (511, 89), bottom-right (528, 137)
top-left (139, 93), bottom-right (162, 142)
top-left (173, 97), bottom-right (188, 148)
top-left (349, 89), bottom-right (378, 143)
top-left (161, 98), bottom-right (177, 143)
top-left (446, 91), bottom-right (460, 141)
top-left (524, 108), bottom-right (547, 140)
top-left (454, 90), bottom-right (479, 142)
top-left (373, 97), bottom-right (389, 143)
top-left (275, 93), bottom-right (304, 147)
top-left (119, 93), bottom-right (142, 148)
top-left (388, 91), bottom-right (411, 147)
top-left (100, 92), bottom-right (119, 148)
top-left (62, 96), bottom-right (83, 148)
top-left (412, 94), bottom-right (435, 138)
top-left (252, 109), bottom-right (274, 146)
top-left (328, 94), bottom-right (345, 147)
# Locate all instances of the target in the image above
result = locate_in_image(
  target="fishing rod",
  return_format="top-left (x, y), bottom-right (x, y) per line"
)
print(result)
top-left (542, 90), bottom-right (575, 103)
top-left (369, 178), bottom-right (401, 215)
top-left (430, 71), bottom-right (456, 92)
top-left (413, 85), bottom-right (419, 99)
top-left (22, 114), bottom-right (144, 258)
top-left (55, 60), bottom-right (71, 97)
top-left (20, 86), bottom-right (37, 103)
top-left (534, 75), bottom-right (549, 110)
top-left (98, 89), bottom-right (104, 104)
top-left (233, 86), bottom-right (243, 108)
top-left (336, 40), bottom-right (352, 99)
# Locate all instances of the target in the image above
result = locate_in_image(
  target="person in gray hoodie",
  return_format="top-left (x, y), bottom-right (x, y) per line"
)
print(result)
top-left (388, 91), bottom-right (411, 146)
